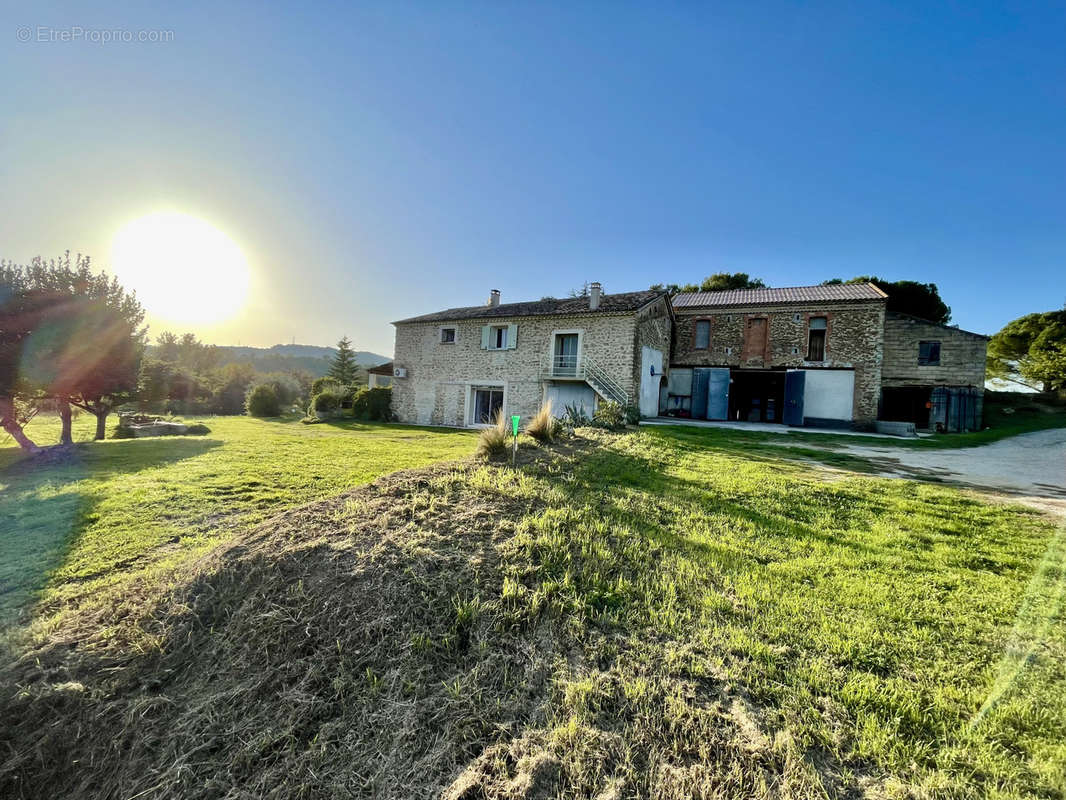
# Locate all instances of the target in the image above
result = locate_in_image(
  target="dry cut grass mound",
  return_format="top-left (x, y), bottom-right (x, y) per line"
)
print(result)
top-left (0, 449), bottom-right (817, 800)
top-left (1, 463), bottom-right (555, 798)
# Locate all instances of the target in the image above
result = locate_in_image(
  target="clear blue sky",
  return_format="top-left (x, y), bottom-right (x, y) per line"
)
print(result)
top-left (2, 1), bottom-right (1063, 355)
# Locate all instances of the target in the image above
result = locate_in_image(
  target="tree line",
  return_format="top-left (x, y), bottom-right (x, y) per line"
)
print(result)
top-left (649, 272), bottom-right (952, 324)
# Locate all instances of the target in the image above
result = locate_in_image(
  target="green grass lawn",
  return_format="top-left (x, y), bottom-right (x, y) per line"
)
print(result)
top-left (0, 414), bottom-right (475, 625)
top-left (1, 415), bottom-right (1063, 797)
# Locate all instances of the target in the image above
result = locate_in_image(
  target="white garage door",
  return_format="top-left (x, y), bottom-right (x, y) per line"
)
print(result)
top-left (802, 369), bottom-right (854, 422)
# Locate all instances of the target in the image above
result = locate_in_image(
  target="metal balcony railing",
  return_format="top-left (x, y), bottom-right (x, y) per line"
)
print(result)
top-left (545, 353), bottom-right (580, 378)
top-left (541, 353), bottom-right (629, 406)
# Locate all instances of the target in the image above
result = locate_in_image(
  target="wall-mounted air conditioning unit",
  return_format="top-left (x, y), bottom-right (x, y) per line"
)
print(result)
top-left (392, 366), bottom-right (407, 378)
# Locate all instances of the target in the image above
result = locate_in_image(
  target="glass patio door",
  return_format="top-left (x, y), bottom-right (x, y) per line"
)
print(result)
top-left (553, 334), bottom-right (579, 376)
top-left (472, 387), bottom-right (504, 424)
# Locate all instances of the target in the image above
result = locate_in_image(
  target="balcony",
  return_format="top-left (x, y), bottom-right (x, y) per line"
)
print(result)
top-left (541, 353), bottom-right (629, 406)
top-left (542, 353), bottom-right (581, 379)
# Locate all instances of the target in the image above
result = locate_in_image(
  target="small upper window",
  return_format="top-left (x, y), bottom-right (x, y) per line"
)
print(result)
top-left (694, 320), bottom-right (711, 350)
top-left (806, 317), bottom-right (827, 361)
top-left (492, 326), bottom-right (507, 349)
top-left (440, 327), bottom-right (456, 344)
top-left (918, 340), bottom-right (941, 366)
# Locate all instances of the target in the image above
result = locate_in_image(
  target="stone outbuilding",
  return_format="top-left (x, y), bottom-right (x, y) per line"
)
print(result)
top-left (879, 312), bottom-right (989, 431)
top-left (668, 283), bottom-right (888, 427)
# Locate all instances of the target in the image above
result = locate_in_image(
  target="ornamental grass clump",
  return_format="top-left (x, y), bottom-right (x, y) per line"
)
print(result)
top-left (475, 411), bottom-right (511, 460)
top-left (525, 401), bottom-right (560, 443)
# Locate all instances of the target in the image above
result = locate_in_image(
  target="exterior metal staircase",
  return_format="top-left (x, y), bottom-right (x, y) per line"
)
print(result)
top-left (541, 354), bottom-right (630, 407)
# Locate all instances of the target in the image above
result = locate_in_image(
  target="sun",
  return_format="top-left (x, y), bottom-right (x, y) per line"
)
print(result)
top-left (111, 211), bottom-right (250, 325)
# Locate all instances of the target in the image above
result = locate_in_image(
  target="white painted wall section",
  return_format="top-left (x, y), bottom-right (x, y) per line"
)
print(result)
top-left (801, 369), bottom-right (855, 421)
top-left (546, 382), bottom-right (596, 419)
top-left (639, 346), bottom-right (664, 417)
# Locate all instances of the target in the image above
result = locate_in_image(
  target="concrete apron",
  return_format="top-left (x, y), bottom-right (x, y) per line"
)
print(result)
top-left (639, 417), bottom-right (924, 439)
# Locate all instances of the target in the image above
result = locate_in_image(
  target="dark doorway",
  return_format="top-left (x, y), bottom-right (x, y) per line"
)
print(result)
top-left (880, 386), bottom-right (931, 429)
top-left (729, 370), bottom-right (785, 423)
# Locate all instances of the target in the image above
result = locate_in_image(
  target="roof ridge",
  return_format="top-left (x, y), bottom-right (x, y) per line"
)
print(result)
top-left (393, 289), bottom-right (664, 325)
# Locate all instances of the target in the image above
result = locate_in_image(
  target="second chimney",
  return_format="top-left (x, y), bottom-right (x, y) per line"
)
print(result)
top-left (589, 281), bottom-right (602, 310)
top-left (487, 289), bottom-right (500, 307)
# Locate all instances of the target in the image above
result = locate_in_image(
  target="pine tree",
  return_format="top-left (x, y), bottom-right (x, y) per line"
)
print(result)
top-left (327, 336), bottom-right (358, 385)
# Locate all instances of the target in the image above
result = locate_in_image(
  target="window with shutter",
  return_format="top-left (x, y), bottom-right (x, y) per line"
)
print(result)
top-left (484, 324), bottom-right (512, 350)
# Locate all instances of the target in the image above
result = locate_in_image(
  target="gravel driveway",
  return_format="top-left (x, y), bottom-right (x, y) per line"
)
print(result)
top-left (829, 428), bottom-right (1066, 500)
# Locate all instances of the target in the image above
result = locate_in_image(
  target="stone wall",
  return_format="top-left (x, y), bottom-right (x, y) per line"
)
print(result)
top-left (631, 295), bottom-right (673, 392)
top-left (671, 300), bottom-right (886, 422)
top-left (882, 313), bottom-right (987, 388)
top-left (391, 310), bottom-right (647, 426)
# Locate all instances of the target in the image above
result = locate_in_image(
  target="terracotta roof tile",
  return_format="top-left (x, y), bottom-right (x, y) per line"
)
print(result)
top-left (671, 282), bottom-right (887, 308)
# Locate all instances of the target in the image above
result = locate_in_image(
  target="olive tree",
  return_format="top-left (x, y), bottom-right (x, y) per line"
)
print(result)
top-left (1, 252), bottom-right (146, 447)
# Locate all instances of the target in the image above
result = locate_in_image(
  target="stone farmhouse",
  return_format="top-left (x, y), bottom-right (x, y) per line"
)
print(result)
top-left (390, 282), bottom-right (988, 432)
top-left (391, 284), bottom-right (671, 428)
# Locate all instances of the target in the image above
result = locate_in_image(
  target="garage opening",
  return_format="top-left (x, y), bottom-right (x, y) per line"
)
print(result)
top-left (729, 370), bottom-right (785, 423)
top-left (880, 386), bottom-right (931, 429)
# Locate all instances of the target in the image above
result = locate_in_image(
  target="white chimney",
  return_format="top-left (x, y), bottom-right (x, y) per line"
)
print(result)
top-left (589, 282), bottom-right (602, 310)
top-left (487, 289), bottom-right (500, 307)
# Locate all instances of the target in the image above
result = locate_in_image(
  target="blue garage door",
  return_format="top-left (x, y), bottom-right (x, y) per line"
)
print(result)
top-left (692, 368), bottom-right (730, 420)
top-left (784, 370), bottom-right (806, 426)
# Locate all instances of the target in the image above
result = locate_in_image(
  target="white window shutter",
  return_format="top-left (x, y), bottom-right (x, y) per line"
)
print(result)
top-left (481, 325), bottom-right (490, 349)
top-left (507, 324), bottom-right (518, 349)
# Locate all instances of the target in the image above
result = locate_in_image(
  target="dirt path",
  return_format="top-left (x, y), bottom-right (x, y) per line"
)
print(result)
top-left (823, 428), bottom-right (1066, 513)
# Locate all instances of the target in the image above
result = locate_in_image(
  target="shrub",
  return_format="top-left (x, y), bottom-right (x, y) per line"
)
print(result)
top-left (256, 372), bottom-right (303, 407)
top-left (211, 363), bottom-right (257, 415)
top-left (475, 412), bottom-right (512, 460)
top-left (351, 387), bottom-right (393, 421)
top-left (561, 403), bottom-right (590, 428)
top-left (593, 400), bottom-right (626, 430)
top-left (311, 390), bottom-right (341, 415)
top-left (625, 403), bottom-right (641, 425)
top-left (185, 423), bottom-right (211, 435)
top-left (245, 384), bottom-right (281, 417)
top-left (525, 401), bottom-right (560, 443)
top-left (311, 377), bottom-right (343, 397)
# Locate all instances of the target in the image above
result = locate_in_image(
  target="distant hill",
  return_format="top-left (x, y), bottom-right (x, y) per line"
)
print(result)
top-left (141, 342), bottom-right (390, 379)
top-left (213, 344), bottom-right (389, 377)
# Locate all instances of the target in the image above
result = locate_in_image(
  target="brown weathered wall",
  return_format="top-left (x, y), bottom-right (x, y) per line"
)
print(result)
top-left (671, 300), bottom-right (886, 422)
top-left (632, 296), bottom-right (673, 391)
top-left (881, 313), bottom-right (987, 388)
top-left (391, 311), bottom-right (645, 426)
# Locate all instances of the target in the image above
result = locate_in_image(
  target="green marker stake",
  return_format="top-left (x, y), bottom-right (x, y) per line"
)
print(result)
top-left (511, 415), bottom-right (520, 465)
